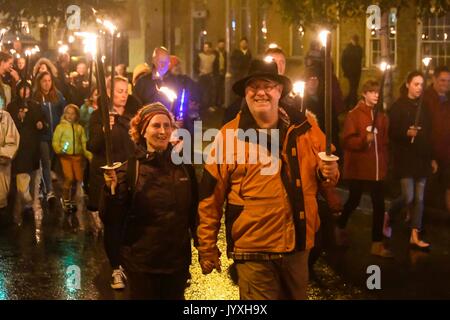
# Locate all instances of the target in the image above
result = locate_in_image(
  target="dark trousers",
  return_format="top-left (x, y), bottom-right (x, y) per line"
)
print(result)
top-left (198, 74), bottom-right (216, 111)
top-left (216, 73), bottom-right (225, 107)
top-left (102, 209), bottom-right (126, 269)
top-left (338, 180), bottom-right (385, 241)
top-left (128, 270), bottom-right (188, 300)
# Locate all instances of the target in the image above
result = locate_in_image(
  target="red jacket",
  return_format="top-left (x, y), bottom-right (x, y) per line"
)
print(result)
top-left (342, 101), bottom-right (389, 181)
top-left (423, 87), bottom-right (450, 166)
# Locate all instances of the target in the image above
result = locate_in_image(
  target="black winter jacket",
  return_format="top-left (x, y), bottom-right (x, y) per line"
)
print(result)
top-left (102, 145), bottom-right (198, 274)
top-left (389, 97), bottom-right (434, 178)
top-left (86, 95), bottom-right (140, 209)
top-left (8, 98), bottom-right (44, 174)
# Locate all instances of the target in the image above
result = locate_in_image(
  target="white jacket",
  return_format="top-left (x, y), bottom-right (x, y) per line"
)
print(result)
top-left (0, 110), bottom-right (20, 160)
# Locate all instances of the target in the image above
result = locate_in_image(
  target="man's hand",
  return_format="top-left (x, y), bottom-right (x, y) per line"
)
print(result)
top-left (199, 255), bottom-right (221, 275)
top-left (318, 159), bottom-right (339, 180)
top-left (103, 169), bottom-right (117, 191)
top-left (36, 121), bottom-right (44, 130)
top-left (407, 126), bottom-right (419, 138)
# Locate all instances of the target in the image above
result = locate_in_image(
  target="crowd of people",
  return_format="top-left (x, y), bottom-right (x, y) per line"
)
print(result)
top-left (0, 34), bottom-right (449, 300)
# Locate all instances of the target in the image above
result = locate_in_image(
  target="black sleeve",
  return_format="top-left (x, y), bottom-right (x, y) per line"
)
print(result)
top-left (388, 102), bottom-right (409, 145)
top-left (99, 162), bottom-right (130, 224)
top-left (87, 110), bottom-right (105, 153)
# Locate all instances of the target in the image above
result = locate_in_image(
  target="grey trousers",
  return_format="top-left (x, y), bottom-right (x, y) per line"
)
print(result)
top-left (235, 250), bottom-right (310, 300)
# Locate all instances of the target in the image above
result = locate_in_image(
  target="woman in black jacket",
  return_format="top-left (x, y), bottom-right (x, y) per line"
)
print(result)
top-left (87, 76), bottom-right (140, 289)
top-left (8, 80), bottom-right (44, 226)
top-left (387, 71), bottom-right (438, 249)
top-left (103, 103), bottom-right (198, 300)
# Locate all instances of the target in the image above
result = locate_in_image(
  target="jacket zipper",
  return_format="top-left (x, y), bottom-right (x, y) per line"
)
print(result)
top-left (372, 109), bottom-right (379, 181)
top-left (72, 123), bottom-right (75, 155)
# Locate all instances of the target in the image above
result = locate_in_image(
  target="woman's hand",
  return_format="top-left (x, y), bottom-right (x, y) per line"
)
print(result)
top-left (103, 169), bottom-right (117, 191)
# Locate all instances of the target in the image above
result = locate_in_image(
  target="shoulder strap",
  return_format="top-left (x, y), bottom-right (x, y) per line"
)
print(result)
top-left (126, 156), bottom-right (139, 198)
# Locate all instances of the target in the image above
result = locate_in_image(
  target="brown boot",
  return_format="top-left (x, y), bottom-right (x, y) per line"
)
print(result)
top-left (371, 241), bottom-right (394, 258)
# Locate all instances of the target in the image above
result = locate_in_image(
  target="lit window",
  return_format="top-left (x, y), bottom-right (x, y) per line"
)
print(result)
top-left (366, 8), bottom-right (397, 67)
top-left (421, 13), bottom-right (450, 67)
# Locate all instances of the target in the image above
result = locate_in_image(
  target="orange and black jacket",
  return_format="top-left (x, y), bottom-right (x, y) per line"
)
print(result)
top-left (197, 104), bottom-right (339, 261)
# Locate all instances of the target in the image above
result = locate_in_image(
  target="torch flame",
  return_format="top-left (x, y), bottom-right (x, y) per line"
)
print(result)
top-left (379, 61), bottom-right (391, 72)
top-left (58, 44), bottom-right (69, 55)
top-left (293, 81), bottom-right (306, 98)
top-left (264, 55), bottom-right (274, 63)
top-left (158, 86), bottom-right (177, 102)
top-left (422, 57), bottom-right (432, 67)
top-left (319, 30), bottom-right (330, 47)
top-left (75, 32), bottom-right (97, 57)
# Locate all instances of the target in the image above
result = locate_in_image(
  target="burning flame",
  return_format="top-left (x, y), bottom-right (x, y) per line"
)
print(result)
top-left (293, 81), bottom-right (305, 98)
top-left (379, 61), bottom-right (391, 72)
top-left (422, 57), bottom-right (432, 67)
top-left (319, 30), bottom-right (330, 47)
top-left (158, 86), bottom-right (177, 102)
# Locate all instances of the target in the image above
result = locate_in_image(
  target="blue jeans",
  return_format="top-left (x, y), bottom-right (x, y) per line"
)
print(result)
top-left (389, 178), bottom-right (426, 230)
top-left (40, 141), bottom-right (54, 194)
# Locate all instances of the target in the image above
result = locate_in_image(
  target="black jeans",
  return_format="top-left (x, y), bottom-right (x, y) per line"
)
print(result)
top-left (338, 180), bottom-right (385, 242)
top-left (128, 270), bottom-right (189, 300)
top-left (102, 208), bottom-right (127, 269)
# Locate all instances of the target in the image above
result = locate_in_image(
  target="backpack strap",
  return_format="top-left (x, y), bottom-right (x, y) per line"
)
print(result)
top-left (126, 156), bottom-right (140, 204)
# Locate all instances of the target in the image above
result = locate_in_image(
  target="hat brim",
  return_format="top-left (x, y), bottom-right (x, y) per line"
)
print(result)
top-left (232, 73), bottom-right (292, 98)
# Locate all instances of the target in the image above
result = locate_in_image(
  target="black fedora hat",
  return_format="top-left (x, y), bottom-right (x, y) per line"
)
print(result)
top-left (232, 59), bottom-right (292, 97)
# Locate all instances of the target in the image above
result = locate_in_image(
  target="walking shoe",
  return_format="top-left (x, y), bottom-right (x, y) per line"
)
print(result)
top-left (371, 242), bottom-right (394, 258)
top-left (111, 266), bottom-right (127, 290)
top-left (383, 212), bottom-right (392, 238)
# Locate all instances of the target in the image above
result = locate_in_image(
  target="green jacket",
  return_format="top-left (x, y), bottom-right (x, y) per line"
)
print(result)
top-left (52, 119), bottom-right (92, 160)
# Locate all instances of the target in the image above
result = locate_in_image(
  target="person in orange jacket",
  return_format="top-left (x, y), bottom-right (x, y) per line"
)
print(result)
top-left (196, 59), bottom-right (339, 300)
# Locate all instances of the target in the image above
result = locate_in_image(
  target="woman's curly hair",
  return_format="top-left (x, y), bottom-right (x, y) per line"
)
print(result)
top-left (129, 102), bottom-right (175, 145)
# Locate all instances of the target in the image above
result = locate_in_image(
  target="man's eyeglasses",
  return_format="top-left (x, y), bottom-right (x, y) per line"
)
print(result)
top-left (246, 82), bottom-right (279, 94)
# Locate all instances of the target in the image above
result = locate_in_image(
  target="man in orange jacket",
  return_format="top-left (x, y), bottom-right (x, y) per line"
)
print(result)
top-left (196, 59), bottom-right (339, 300)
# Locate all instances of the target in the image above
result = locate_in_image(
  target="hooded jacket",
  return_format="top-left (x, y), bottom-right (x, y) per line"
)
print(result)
top-left (52, 118), bottom-right (92, 160)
